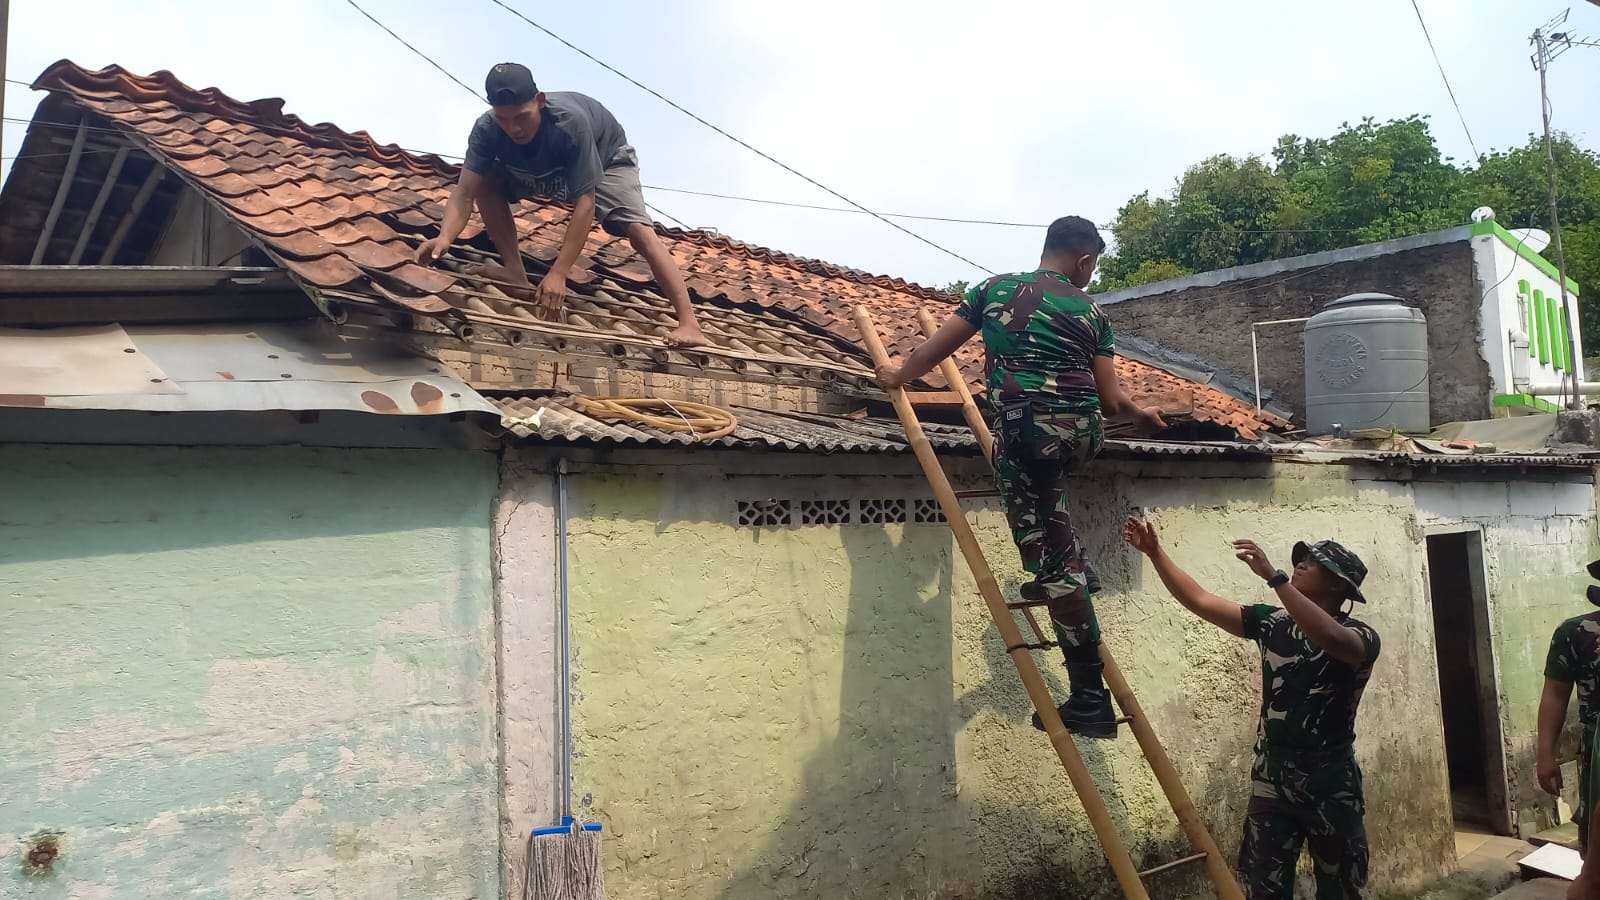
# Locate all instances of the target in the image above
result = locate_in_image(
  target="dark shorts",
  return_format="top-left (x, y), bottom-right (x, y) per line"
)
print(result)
top-left (490, 144), bottom-right (653, 238)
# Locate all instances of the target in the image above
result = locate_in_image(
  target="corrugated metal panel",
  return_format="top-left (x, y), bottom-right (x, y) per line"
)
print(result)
top-left (0, 321), bottom-right (501, 418)
top-left (1104, 439), bottom-right (1262, 457)
top-left (1405, 452), bottom-right (1600, 468)
top-left (489, 394), bottom-right (1600, 468)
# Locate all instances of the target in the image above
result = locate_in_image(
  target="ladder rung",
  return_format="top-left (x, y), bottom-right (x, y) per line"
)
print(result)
top-left (904, 390), bottom-right (966, 405)
top-left (1006, 598), bottom-right (1052, 610)
top-left (1138, 851), bottom-right (1209, 879)
top-left (1005, 640), bottom-right (1058, 652)
top-left (953, 488), bottom-right (1000, 499)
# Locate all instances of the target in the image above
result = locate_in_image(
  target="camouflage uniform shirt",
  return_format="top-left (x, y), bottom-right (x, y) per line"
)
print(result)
top-left (956, 270), bottom-right (1115, 412)
top-left (1545, 612), bottom-right (1600, 729)
top-left (1242, 605), bottom-right (1382, 754)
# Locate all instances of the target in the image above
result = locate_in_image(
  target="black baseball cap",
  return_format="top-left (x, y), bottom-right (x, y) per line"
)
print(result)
top-left (485, 63), bottom-right (538, 106)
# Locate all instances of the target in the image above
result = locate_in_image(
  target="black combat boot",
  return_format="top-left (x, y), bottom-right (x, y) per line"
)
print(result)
top-left (1032, 643), bottom-right (1118, 739)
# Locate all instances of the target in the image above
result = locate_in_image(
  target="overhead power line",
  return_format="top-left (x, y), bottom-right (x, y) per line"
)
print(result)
top-left (340, 1), bottom-right (478, 98)
top-left (340, 0), bottom-right (694, 231)
top-left (3, 117), bottom-right (1379, 239)
top-left (481, 0), bottom-right (996, 274)
top-left (1410, 0), bottom-right (1482, 161)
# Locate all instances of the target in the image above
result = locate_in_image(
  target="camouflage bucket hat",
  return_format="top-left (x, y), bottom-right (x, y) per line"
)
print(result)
top-left (1292, 539), bottom-right (1368, 603)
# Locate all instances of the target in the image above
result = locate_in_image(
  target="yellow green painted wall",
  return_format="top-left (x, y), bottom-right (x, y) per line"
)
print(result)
top-left (557, 454), bottom-right (1461, 899)
top-left (1415, 479), bottom-right (1600, 827)
top-left (0, 445), bottom-right (501, 899)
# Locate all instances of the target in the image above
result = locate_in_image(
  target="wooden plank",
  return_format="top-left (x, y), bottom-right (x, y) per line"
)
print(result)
top-left (0, 291), bottom-right (315, 326)
top-left (30, 117), bottom-right (88, 265)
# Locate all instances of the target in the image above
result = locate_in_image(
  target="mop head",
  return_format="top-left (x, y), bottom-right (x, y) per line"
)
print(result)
top-left (526, 818), bottom-right (605, 900)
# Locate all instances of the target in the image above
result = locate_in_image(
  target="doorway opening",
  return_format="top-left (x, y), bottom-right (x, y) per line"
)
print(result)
top-left (1426, 529), bottom-right (1512, 835)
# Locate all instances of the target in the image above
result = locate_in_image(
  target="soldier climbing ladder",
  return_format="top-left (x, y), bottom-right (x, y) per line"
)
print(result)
top-left (856, 305), bottom-right (1246, 900)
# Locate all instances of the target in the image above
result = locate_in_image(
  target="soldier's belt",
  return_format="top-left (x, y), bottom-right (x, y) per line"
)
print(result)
top-left (1259, 741), bottom-right (1355, 766)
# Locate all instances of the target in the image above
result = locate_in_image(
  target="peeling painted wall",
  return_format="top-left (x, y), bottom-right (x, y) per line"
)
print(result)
top-left (0, 445), bottom-right (501, 900)
top-left (514, 449), bottom-right (1480, 899)
top-left (1416, 477), bottom-right (1600, 833)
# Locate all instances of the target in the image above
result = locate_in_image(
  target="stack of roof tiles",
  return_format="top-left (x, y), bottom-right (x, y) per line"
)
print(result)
top-left (10, 61), bottom-right (1289, 438)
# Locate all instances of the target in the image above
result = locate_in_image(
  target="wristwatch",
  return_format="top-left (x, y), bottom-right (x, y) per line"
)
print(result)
top-left (1265, 570), bottom-right (1289, 588)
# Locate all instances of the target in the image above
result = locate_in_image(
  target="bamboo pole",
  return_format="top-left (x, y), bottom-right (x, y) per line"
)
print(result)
top-left (917, 307), bottom-right (993, 462)
top-left (855, 305), bottom-right (1151, 900)
top-left (1101, 651), bottom-right (1245, 899)
top-left (914, 307), bottom-right (1052, 646)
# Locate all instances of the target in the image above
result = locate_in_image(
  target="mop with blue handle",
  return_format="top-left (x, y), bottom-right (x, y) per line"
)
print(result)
top-left (527, 817), bottom-right (603, 899)
top-left (526, 459), bottom-right (606, 900)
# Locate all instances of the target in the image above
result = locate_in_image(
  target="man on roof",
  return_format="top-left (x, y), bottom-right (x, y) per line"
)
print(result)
top-left (1537, 560), bottom-right (1600, 857)
top-left (416, 63), bottom-right (706, 348)
top-left (1122, 520), bottom-right (1380, 900)
top-left (875, 215), bottom-right (1165, 739)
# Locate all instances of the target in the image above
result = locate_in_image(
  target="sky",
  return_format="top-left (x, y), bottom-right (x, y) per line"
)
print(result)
top-left (4, 0), bottom-right (1599, 289)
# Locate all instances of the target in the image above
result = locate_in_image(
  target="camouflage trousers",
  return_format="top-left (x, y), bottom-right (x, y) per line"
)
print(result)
top-left (991, 404), bottom-right (1103, 650)
top-left (1239, 750), bottom-right (1369, 900)
top-left (1579, 725), bottom-right (1596, 856)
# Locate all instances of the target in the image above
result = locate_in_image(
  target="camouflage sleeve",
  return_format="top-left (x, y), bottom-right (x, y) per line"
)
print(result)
top-left (1350, 620), bottom-right (1381, 667)
top-left (1547, 621), bottom-right (1578, 683)
top-left (956, 282), bottom-right (985, 327)
top-left (1240, 603), bottom-right (1278, 641)
top-left (1095, 307), bottom-right (1115, 358)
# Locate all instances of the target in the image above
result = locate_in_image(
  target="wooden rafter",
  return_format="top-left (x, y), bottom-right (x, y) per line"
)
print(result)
top-left (67, 146), bottom-right (131, 265)
top-left (29, 117), bottom-right (87, 265)
top-left (97, 160), bottom-right (165, 265)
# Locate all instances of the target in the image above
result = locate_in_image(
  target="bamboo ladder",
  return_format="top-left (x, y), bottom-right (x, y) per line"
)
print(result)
top-left (855, 305), bottom-right (1245, 900)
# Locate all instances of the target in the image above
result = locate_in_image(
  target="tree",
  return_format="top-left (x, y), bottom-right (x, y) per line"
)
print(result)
top-left (1091, 116), bottom-right (1600, 346)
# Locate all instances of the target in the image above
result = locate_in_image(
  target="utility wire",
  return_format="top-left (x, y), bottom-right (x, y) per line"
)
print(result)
top-left (0, 118), bottom-right (1411, 239)
top-left (482, 0), bottom-right (996, 274)
top-left (341, 0), bottom-right (479, 99)
top-left (1411, 0), bottom-right (1482, 161)
top-left (339, 0), bottom-right (695, 230)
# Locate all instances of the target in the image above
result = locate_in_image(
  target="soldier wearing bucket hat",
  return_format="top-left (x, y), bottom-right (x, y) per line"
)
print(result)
top-left (1123, 518), bottom-right (1380, 900)
top-left (1537, 558), bottom-right (1600, 857)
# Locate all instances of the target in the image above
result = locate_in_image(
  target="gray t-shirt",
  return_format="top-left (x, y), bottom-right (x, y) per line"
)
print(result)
top-left (462, 91), bottom-right (629, 201)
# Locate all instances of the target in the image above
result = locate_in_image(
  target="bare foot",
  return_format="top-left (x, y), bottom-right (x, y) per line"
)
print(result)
top-left (663, 322), bottom-right (708, 348)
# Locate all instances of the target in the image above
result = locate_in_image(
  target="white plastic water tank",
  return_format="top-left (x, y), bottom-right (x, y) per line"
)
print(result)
top-left (1303, 293), bottom-right (1430, 435)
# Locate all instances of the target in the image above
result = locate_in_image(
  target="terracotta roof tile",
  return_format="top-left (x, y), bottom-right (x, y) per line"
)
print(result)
top-left (21, 59), bottom-right (1288, 436)
top-left (280, 254), bottom-right (362, 287)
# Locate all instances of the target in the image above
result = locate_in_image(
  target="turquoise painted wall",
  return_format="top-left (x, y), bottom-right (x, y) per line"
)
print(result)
top-left (0, 446), bottom-right (501, 899)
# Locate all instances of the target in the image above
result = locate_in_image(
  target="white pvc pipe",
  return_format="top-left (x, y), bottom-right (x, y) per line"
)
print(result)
top-left (1526, 382), bottom-right (1600, 397)
top-left (1251, 317), bottom-right (1312, 412)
